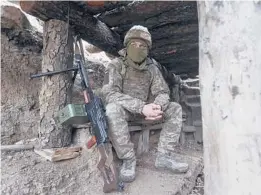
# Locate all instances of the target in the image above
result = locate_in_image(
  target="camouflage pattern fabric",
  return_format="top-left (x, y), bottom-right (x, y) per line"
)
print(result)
top-left (124, 25), bottom-right (152, 49)
top-left (102, 57), bottom-right (182, 160)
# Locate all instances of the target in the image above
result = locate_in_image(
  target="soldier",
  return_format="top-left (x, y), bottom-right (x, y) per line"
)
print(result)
top-left (102, 25), bottom-right (189, 182)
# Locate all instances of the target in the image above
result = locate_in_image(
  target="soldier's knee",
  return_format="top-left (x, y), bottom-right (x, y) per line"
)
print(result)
top-left (169, 102), bottom-right (182, 111)
top-left (165, 102), bottom-right (182, 119)
top-left (105, 103), bottom-right (125, 118)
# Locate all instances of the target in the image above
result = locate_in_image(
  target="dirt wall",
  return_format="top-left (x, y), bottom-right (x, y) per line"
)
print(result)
top-left (1, 31), bottom-right (42, 144)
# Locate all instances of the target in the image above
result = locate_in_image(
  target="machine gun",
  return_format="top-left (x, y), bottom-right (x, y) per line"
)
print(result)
top-left (30, 36), bottom-right (124, 193)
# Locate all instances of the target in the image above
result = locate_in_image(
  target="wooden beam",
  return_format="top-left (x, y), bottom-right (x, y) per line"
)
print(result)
top-left (98, 1), bottom-right (193, 27)
top-left (99, 1), bottom-right (197, 31)
top-left (74, 1), bottom-right (129, 15)
top-left (34, 146), bottom-right (82, 162)
top-left (20, 1), bottom-right (122, 56)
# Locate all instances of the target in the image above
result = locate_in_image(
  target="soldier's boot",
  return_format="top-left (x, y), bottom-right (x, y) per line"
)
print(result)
top-left (155, 152), bottom-right (189, 173)
top-left (119, 156), bottom-right (136, 182)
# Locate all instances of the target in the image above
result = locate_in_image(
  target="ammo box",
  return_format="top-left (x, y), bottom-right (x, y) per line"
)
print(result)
top-left (55, 104), bottom-right (89, 126)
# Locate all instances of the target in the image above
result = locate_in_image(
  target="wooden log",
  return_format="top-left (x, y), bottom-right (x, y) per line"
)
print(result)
top-left (198, 2), bottom-right (261, 195)
top-left (102, 1), bottom-right (197, 35)
top-left (38, 19), bottom-right (73, 148)
top-left (98, 1), bottom-right (196, 27)
top-left (1, 144), bottom-right (34, 151)
top-left (74, 1), bottom-right (129, 15)
top-left (20, 1), bottom-right (122, 56)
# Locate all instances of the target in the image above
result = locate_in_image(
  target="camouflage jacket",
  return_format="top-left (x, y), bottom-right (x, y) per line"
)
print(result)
top-left (102, 57), bottom-right (170, 114)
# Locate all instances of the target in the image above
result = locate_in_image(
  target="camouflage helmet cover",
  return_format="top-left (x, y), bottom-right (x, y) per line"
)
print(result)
top-left (124, 25), bottom-right (152, 49)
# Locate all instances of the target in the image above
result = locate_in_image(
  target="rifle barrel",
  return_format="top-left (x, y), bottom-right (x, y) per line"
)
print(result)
top-left (30, 67), bottom-right (79, 78)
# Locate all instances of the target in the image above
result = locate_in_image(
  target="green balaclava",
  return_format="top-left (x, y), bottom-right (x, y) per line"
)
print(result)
top-left (126, 39), bottom-right (148, 64)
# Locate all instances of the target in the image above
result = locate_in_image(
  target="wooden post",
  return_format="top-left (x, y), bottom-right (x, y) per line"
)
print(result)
top-left (39, 19), bottom-right (73, 148)
top-left (198, 1), bottom-right (261, 195)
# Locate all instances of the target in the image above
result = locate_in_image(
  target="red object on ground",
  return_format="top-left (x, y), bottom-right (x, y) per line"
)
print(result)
top-left (86, 136), bottom-right (97, 149)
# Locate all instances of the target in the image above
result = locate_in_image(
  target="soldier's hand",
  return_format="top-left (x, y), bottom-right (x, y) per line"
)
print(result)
top-left (145, 103), bottom-right (163, 120)
top-left (142, 103), bottom-right (163, 121)
top-left (151, 104), bottom-right (161, 111)
top-left (145, 115), bottom-right (162, 121)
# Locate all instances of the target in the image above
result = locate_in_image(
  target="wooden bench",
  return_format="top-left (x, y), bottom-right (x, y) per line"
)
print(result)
top-left (128, 118), bottom-right (197, 156)
top-left (180, 121), bottom-right (203, 145)
top-left (128, 120), bottom-right (163, 157)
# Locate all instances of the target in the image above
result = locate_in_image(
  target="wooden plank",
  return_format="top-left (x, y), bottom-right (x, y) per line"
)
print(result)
top-left (72, 123), bottom-right (91, 129)
top-left (129, 126), bottom-right (142, 132)
top-left (34, 147), bottom-right (82, 162)
top-left (195, 126), bottom-right (203, 143)
top-left (193, 120), bottom-right (202, 127)
top-left (137, 133), bottom-right (144, 157)
top-left (34, 149), bottom-right (54, 161)
top-left (147, 124), bottom-right (162, 130)
top-left (129, 119), bottom-right (162, 125)
top-left (142, 129), bottom-right (150, 154)
top-left (52, 151), bottom-right (80, 162)
top-left (129, 122), bottom-right (163, 156)
top-left (54, 146), bottom-right (82, 155)
top-left (129, 124), bottom-right (162, 132)
top-left (182, 125), bottom-right (196, 132)
top-left (180, 132), bottom-right (186, 145)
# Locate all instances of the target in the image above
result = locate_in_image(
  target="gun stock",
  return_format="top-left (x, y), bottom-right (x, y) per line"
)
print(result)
top-left (97, 144), bottom-right (124, 193)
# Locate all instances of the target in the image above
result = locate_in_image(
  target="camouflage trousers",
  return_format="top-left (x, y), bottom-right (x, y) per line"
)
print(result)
top-left (105, 102), bottom-right (182, 160)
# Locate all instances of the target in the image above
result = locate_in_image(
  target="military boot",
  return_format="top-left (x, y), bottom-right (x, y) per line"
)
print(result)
top-left (155, 152), bottom-right (189, 173)
top-left (119, 156), bottom-right (136, 182)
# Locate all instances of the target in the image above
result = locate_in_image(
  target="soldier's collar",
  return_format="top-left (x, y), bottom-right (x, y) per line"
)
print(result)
top-left (125, 56), bottom-right (148, 71)
top-left (118, 48), bottom-right (127, 57)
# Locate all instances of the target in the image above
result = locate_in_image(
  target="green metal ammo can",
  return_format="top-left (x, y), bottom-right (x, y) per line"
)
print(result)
top-left (55, 104), bottom-right (89, 126)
